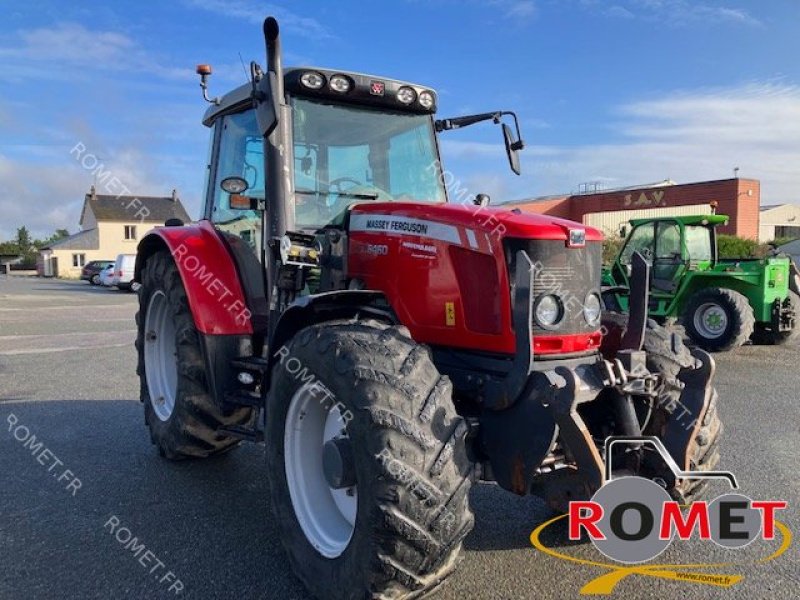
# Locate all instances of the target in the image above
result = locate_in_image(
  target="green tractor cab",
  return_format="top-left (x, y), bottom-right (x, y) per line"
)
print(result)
top-left (602, 215), bottom-right (800, 351)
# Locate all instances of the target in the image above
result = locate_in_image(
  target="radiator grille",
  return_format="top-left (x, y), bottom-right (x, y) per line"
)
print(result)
top-left (507, 239), bottom-right (602, 336)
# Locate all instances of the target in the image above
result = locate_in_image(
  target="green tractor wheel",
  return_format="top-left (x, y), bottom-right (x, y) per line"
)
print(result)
top-left (682, 288), bottom-right (755, 352)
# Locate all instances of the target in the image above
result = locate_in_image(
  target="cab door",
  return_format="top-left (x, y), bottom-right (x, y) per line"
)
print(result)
top-left (651, 220), bottom-right (686, 294)
top-left (612, 221), bottom-right (655, 288)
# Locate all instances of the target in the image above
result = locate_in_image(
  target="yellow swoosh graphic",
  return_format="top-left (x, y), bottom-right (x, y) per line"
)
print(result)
top-left (529, 514), bottom-right (792, 595)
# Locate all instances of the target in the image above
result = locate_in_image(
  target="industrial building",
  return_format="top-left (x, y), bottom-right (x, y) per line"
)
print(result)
top-left (507, 178), bottom-right (765, 240)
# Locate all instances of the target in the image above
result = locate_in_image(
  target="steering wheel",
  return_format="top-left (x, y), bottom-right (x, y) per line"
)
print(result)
top-left (329, 177), bottom-right (363, 193)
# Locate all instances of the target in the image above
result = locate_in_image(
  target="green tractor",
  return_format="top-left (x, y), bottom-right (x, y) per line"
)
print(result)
top-left (602, 214), bottom-right (800, 352)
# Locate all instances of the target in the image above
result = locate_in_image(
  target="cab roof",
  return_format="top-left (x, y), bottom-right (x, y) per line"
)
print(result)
top-left (202, 66), bottom-right (437, 127)
top-left (629, 214), bottom-right (729, 227)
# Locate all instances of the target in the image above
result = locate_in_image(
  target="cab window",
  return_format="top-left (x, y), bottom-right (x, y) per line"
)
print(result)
top-left (655, 222), bottom-right (681, 259)
top-left (620, 222), bottom-right (655, 264)
top-left (210, 110), bottom-right (263, 254)
top-left (685, 225), bottom-right (713, 262)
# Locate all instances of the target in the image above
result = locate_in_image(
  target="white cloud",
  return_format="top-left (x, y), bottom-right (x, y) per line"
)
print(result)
top-left (437, 82), bottom-right (800, 207)
top-left (503, 1), bottom-right (537, 19)
top-left (184, 0), bottom-right (334, 39)
top-left (0, 23), bottom-right (134, 64)
top-left (0, 140), bottom-right (200, 241)
top-left (0, 23), bottom-right (233, 84)
top-left (579, 0), bottom-right (762, 27)
top-left (511, 82), bottom-right (800, 202)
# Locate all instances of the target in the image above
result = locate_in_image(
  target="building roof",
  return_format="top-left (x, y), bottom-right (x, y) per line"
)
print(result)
top-left (79, 187), bottom-right (192, 225)
top-left (505, 177), bottom-right (756, 207)
top-left (761, 204), bottom-right (787, 212)
top-left (41, 228), bottom-right (99, 250)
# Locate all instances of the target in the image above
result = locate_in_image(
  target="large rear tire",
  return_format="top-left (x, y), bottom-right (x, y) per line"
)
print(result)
top-left (751, 291), bottom-right (800, 346)
top-left (682, 288), bottom-right (754, 352)
top-left (135, 250), bottom-right (255, 459)
top-left (266, 319), bottom-right (474, 600)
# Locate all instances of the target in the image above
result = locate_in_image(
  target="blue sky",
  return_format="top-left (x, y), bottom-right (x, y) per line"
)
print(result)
top-left (1, 0), bottom-right (799, 240)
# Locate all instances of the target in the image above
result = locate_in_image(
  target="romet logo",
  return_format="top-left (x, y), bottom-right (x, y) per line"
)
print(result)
top-left (530, 436), bottom-right (791, 595)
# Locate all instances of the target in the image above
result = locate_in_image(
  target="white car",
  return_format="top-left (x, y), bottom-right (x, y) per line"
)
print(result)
top-left (111, 254), bottom-right (136, 291)
top-left (99, 265), bottom-right (116, 287)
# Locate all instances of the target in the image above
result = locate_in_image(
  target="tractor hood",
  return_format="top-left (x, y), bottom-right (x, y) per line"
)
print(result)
top-left (347, 201), bottom-right (603, 244)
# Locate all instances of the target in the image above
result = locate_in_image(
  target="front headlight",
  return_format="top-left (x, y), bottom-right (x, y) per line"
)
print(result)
top-left (583, 292), bottom-right (602, 326)
top-left (535, 294), bottom-right (563, 327)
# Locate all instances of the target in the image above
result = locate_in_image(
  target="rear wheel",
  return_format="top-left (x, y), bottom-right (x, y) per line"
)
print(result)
top-left (266, 320), bottom-right (474, 600)
top-left (90, 274), bottom-right (100, 285)
top-left (752, 291), bottom-right (800, 346)
top-left (135, 250), bottom-right (255, 459)
top-left (683, 288), bottom-right (754, 352)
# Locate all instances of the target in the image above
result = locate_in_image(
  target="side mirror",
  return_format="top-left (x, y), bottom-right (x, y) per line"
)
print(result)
top-left (502, 123), bottom-right (522, 175)
top-left (619, 225), bottom-right (628, 238)
top-left (254, 70), bottom-right (279, 138)
top-left (473, 193), bottom-right (491, 207)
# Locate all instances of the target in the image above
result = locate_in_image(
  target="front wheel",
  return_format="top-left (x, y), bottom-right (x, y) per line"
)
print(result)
top-left (90, 274), bottom-right (100, 285)
top-left (266, 320), bottom-right (474, 600)
top-left (682, 288), bottom-right (754, 352)
top-left (135, 250), bottom-right (255, 459)
top-left (641, 320), bottom-right (723, 503)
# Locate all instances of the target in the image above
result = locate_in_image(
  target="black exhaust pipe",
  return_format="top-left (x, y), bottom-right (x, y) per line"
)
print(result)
top-left (264, 17), bottom-right (284, 102)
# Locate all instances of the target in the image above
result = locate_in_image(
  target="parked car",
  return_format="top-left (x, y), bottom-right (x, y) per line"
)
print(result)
top-left (99, 264), bottom-right (116, 287)
top-left (111, 254), bottom-right (136, 291)
top-left (80, 260), bottom-right (115, 285)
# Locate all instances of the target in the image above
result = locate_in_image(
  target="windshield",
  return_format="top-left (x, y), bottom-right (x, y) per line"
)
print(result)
top-left (292, 97), bottom-right (446, 229)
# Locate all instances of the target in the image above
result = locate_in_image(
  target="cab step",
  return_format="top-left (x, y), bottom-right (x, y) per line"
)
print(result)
top-left (231, 356), bottom-right (271, 375)
top-left (225, 391), bottom-right (263, 408)
top-left (218, 425), bottom-right (264, 443)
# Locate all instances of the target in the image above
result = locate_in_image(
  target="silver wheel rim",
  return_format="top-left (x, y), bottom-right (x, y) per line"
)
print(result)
top-left (144, 290), bottom-right (178, 422)
top-left (693, 302), bottom-right (728, 339)
top-left (285, 382), bottom-right (356, 558)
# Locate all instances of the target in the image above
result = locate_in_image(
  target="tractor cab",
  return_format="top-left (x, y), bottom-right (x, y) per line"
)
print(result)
top-left (608, 215), bottom-right (725, 301)
top-left (604, 214), bottom-right (800, 351)
top-left (202, 68), bottom-right (451, 248)
top-left (197, 43), bottom-right (523, 332)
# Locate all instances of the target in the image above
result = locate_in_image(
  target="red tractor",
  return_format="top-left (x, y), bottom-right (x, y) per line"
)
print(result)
top-left (134, 17), bottom-right (723, 599)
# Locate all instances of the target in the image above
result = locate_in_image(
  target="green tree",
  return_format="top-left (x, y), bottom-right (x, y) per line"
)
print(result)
top-left (16, 226), bottom-right (31, 252)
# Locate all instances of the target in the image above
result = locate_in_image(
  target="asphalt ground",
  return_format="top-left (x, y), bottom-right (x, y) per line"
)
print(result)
top-left (0, 276), bottom-right (798, 599)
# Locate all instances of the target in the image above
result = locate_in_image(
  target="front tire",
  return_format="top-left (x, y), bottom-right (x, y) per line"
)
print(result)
top-left (90, 274), bottom-right (100, 285)
top-left (683, 288), bottom-right (754, 352)
top-left (641, 320), bottom-right (722, 503)
top-left (266, 320), bottom-right (474, 600)
top-left (135, 250), bottom-right (255, 459)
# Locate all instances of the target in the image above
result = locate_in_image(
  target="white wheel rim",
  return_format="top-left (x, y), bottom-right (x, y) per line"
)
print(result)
top-left (694, 302), bottom-right (728, 339)
top-left (144, 290), bottom-right (178, 422)
top-left (285, 382), bottom-right (356, 558)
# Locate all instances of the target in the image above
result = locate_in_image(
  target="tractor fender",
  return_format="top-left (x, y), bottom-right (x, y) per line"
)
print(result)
top-left (267, 290), bottom-right (393, 376)
top-left (134, 221), bottom-right (253, 335)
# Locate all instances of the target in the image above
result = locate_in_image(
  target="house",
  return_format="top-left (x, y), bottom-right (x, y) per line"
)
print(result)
top-left (38, 186), bottom-right (191, 278)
